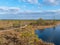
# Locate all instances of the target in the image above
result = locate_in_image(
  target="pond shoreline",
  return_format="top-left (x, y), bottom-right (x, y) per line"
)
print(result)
top-left (31, 25), bottom-right (56, 30)
top-left (35, 24), bottom-right (60, 45)
top-left (33, 22), bottom-right (60, 30)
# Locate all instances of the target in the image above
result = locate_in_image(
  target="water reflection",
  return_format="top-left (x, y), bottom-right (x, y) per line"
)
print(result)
top-left (35, 25), bottom-right (60, 45)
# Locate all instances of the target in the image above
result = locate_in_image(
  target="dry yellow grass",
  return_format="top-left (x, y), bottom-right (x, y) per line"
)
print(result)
top-left (0, 20), bottom-right (58, 45)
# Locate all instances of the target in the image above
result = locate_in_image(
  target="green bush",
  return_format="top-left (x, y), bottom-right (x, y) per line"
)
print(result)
top-left (13, 23), bottom-right (20, 28)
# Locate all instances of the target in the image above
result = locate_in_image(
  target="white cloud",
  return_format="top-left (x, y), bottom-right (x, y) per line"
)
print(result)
top-left (47, 0), bottom-right (56, 3)
top-left (18, 0), bottom-right (60, 6)
top-left (40, 9), bottom-right (60, 13)
top-left (0, 7), bottom-right (20, 14)
top-left (19, 0), bottom-right (39, 4)
top-left (27, 0), bottom-right (38, 4)
top-left (43, 0), bottom-right (60, 5)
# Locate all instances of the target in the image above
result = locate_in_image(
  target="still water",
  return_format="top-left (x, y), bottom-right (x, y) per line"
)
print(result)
top-left (35, 25), bottom-right (60, 45)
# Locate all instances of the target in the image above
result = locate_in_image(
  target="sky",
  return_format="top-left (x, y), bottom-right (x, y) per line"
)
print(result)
top-left (0, 0), bottom-right (60, 19)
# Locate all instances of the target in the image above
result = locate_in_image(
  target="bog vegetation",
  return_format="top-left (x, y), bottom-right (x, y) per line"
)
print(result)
top-left (0, 28), bottom-right (54, 45)
top-left (30, 18), bottom-right (56, 26)
top-left (0, 19), bottom-right (56, 45)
